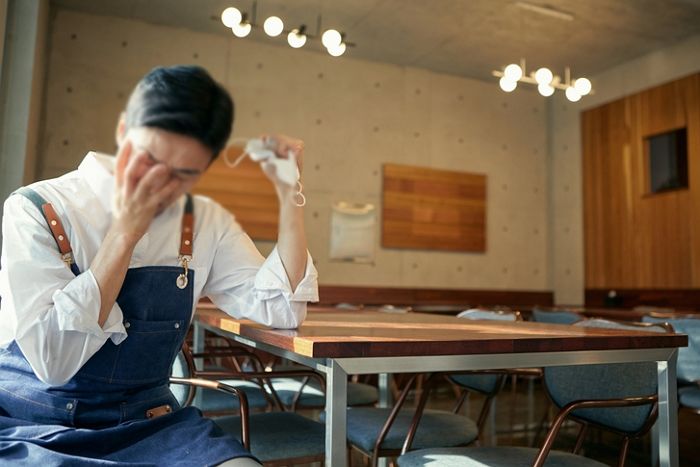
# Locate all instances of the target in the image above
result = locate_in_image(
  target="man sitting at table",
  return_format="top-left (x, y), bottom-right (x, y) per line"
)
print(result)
top-left (0, 65), bottom-right (318, 466)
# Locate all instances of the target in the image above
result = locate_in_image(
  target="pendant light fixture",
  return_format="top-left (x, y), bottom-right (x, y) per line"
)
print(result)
top-left (219, 3), bottom-right (352, 57)
top-left (493, 59), bottom-right (593, 101)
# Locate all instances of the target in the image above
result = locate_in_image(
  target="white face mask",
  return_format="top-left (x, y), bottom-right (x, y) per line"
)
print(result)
top-left (224, 137), bottom-right (305, 207)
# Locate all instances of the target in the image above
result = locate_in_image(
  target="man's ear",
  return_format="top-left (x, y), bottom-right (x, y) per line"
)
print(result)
top-left (115, 113), bottom-right (127, 146)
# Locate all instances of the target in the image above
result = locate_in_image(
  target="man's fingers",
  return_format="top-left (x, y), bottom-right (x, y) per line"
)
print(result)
top-left (124, 151), bottom-right (153, 197)
top-left (150, 177), bottom-right (181, 212)
top-left (115, 140), bottom-right (132, 188)
top-left (277, 138), bottom-right (304, 174)
top-left (133, 163), bottom-right (169, 201)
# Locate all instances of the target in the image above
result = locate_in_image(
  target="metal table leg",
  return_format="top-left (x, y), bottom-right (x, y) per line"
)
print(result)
top-left (656, 351), bottom-right (679, 467)
top-left (378, 373), bottom-right (393, 467)
top-left (326, 360), bottom-right (348, 467)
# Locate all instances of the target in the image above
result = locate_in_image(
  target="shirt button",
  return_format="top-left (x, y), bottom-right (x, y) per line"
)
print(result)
top-left (174, 323), bottom-right (180, 329)
top-left (66, 402), bottom-right (74, 410)
top-left (124, 321), bottom-right (130, 329)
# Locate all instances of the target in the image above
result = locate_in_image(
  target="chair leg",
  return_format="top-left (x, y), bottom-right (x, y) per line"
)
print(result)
top-left (452, 389), bottom-right (469, 414)
top-left (509, 374), bottom-right (518, 444)
top-left (531, 404), bottom-right (551, 447)
top-left (618, 436), bottom-right (631, 467)
top-left (573, 423), bottom-right (588, 454)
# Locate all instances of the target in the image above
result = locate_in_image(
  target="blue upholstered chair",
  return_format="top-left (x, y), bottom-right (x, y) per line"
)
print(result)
top-left (171, 344), bottom-right (275, 415)
top-left (642, 314), bottom-right (700, 413)
top-left (678, 385), bottom-right (700, 414)
top-left (397, 318), bottom-right (668, 467)
top-left (531, 307), bottom-right (583, 325)
top-left (323, 309), bottom-right (515, 467)
top-left (452, 308), bottom-right (523, 435)
top-left (321, 372), bottom-right (483, 467)
top-left (268, 373), bottom-right (379, 410)
top-left (171, 343), bottom-right (326, 466)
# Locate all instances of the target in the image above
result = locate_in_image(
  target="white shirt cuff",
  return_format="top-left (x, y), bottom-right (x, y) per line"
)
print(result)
top-left (51, 269), bottom-right (128, 343)
top-left (253, 247), bottom-right (319, 302)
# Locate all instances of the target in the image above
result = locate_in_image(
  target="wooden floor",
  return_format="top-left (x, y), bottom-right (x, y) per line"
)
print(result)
top-left (296, 377), bottom-right (699, 466)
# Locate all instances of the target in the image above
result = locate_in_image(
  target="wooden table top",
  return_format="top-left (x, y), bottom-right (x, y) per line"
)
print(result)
top-left (196, 306), bottom-right (688, 359)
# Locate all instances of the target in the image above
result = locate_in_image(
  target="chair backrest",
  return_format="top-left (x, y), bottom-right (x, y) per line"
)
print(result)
top-left (335, 303), bottom-right (364, 310)
top-left (170, 344), bottom-right (195, 406)
top-left (451, 308), bottom-right (520, 394)
top-left (378, 304), bottom-right (411, 314)
top-left (643, 315), bottom-right (700, 384)
top-left (532, 307), bottom-right (582, 325)
top-left (456, 308), bottom-right (522, 321)
top-left (544, 318), bottom-right (667, 435)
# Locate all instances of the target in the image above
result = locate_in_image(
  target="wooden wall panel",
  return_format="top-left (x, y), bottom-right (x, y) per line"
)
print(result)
top-left (382, 163), bottom-right (486, 252)
top-left (193, 146), bottom-right (279, 240)
top-left (583, 73), bottom-right (700, 289)
top-left (686, 75), bottom-right (700, 285)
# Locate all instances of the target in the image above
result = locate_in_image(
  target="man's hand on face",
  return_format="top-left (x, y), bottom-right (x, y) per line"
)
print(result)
top-left (112, 140), bottom-right (180, 244)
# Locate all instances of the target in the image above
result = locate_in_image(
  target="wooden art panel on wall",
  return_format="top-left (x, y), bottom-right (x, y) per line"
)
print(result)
top-left (193, 146), bottom-right (279, 240)
top-left (382, 163), bottom-right (486, 252)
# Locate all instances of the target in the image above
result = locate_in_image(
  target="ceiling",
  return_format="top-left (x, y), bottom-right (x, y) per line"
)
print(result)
top-left (51, 0), bottom-right (700, 82)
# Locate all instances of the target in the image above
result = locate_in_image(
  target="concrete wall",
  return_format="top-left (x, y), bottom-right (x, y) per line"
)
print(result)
top-left (0, 0), bottom-right (8, 85)
top-left (549, 34), bottom-right (700, 305)
top-left (38, 9), bottom-right (549, 291)
top-left (0, 0), bottom-right (49, 251)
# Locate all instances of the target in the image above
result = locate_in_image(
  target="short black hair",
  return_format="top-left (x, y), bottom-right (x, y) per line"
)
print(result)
top-left (124, 65), bottom-right (234, 158)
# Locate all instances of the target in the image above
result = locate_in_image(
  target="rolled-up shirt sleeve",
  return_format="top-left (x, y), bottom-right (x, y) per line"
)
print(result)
top-left (0, 195), bottom-right (126, 387)
top-left (202, 210), bottom-right (318, 329)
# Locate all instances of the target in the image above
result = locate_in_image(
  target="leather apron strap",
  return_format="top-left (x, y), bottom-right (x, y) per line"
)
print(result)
top-left (14, 188), bottom-right (195, 279)
top-left (15, 187), bottom-right (81, 276)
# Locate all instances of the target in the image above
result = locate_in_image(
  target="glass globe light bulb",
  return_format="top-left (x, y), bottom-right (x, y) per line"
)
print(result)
top-left (535, 67), bottom-right (553, 85)
top-left (322, 29), bottom-right (342, 49)
top-left (499, 76), bottom-right (517, 92)
top-left (263, 16), bottom-right (284, 37)
top-left (538, 83), bottom-right (555, 97)
top-left (327, 42), bottom-right (346, 57)
top-left (221, 7), bottom-right (242, 28)
top-left (574, 77), bottom-right (592, 96)
top-left (565, 86), bottom-right (581, 102)
top-left (287, 29), bottom-right (307, 48)
top-left (503, 64), bottom-right (523, 81)
top-left (232, 21), bottom-right (251, 38)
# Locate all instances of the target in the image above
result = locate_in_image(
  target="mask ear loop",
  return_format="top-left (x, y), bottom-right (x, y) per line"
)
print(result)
top-left (288, 150), bottom-right (306, 207)
top-left (223, 139), bottom-right (306, 207)
top-left (223, 137), bottom-right (252, 169)
top-left (294, 180), bottom-right (306, 207)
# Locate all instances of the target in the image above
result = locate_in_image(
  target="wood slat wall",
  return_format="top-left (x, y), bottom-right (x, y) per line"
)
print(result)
top-left (382, 163), bottom-right (486, 252)
top-left (582, 73), bottom-right (700, 288)
top-left (193, 146), bottom-right (279, 240)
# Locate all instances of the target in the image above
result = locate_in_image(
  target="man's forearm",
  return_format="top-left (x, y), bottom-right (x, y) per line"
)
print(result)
top-left (276, 190), bottom-right (308, 291)
top-left (90, 227), bottom-right (138, 327)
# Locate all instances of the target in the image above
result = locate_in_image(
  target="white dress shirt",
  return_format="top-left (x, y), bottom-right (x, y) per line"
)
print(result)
top-left (0, 152), bottom-right (318, 386)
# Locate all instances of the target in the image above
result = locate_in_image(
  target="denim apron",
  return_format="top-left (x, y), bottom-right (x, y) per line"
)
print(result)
top-left (0, 190), bottom-right (253, 466)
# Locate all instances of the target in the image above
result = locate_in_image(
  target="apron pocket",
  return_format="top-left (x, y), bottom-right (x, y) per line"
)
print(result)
top-left (79, 318), bottom-right (186, 385)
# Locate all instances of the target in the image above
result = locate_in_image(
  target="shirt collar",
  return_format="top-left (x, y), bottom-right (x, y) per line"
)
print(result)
top-left (77, 151), bottom-right (115, 213)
